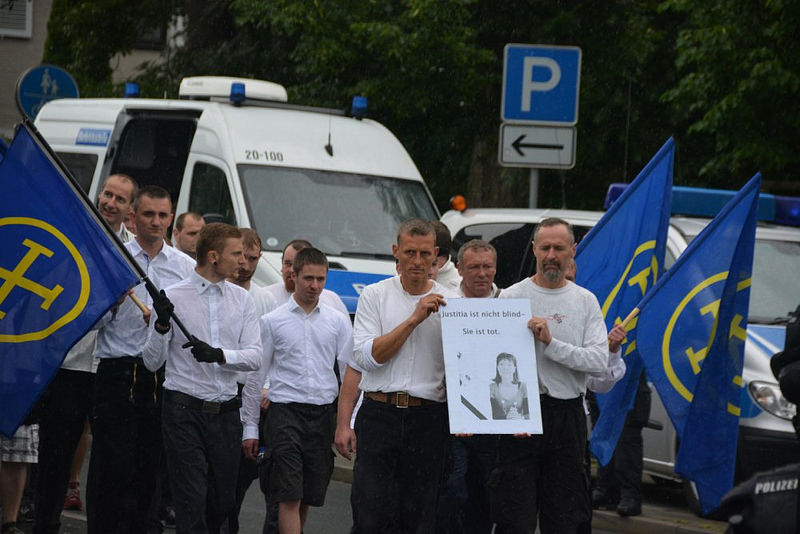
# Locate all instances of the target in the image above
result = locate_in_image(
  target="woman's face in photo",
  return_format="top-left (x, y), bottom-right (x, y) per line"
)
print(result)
top-left (497, 358), bottom-right (516, 380)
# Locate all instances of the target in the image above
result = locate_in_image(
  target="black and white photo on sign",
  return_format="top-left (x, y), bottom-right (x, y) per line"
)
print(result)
top-left (440, 298), bottom-right (542, 434)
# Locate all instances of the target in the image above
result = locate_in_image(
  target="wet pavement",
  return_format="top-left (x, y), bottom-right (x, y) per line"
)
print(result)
top-left (14, 451), bottom-right (728, 533)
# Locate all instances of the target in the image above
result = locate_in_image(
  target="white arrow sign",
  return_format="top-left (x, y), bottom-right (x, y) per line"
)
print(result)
top-left (498, 124), bottom-right (576, 169)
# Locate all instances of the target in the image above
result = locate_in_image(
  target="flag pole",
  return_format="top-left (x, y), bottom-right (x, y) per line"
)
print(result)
top-left (20, 119), bottom-right (194, 340)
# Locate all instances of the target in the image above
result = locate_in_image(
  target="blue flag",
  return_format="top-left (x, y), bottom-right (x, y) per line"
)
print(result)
top-left (578, 139), bottom-right (674, 466)
top-left (0, 124), bottom-right (138, 436)
top-left (636, 174), bottom-right (760, 513)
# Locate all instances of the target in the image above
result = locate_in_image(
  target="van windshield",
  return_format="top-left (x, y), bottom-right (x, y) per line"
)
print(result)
top-left (750, 239), bottom-right (800, 323)
top-left (239, 165), bottom-right (438, 257)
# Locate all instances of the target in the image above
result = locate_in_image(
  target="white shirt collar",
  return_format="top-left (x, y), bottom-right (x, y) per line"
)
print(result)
top-left (191, 270), bottom-right (227, 296)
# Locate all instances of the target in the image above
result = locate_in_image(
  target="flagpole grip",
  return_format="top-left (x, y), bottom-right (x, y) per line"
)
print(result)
top-left (619, 308), bottom-right (640, 330)
top-left (142, 278), bottom-right (193, 340)
top-left (128, 292), bottom-right (149, 314)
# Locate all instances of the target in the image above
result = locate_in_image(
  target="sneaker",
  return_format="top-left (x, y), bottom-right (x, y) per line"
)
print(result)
top-left (64, 482), bottom-right (83, 511)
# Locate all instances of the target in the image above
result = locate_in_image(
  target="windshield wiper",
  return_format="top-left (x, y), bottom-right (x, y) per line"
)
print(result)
top-left (338, 251), bottom-right (396, 261)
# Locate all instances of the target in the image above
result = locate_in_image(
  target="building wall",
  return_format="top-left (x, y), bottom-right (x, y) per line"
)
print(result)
top-left (0, 0), bottom-right (52, 140)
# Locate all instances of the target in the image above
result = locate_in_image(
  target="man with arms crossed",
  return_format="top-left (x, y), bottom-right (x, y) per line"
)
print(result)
top-left (242, 248), bottom-right (353, 534)
top-left (350, 219), bottom-right (457, 533)
top-left (493, 217), bottom-right (608, 533)
top-left (144, 223), bottom-right (262, 532)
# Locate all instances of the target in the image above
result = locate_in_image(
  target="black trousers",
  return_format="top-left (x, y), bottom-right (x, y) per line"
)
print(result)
top-left (350, 397), bottom-right (449, 534)
top-left (596, 374), bottom-right (651, 503)
top-left (87, 357), bottom-right (163, 534)
top-left (436, 434), bottom-right (497, 534)
top-left (491, 395), bottom-right (589, 534)
top-left (33, 368), bottom-right (93, 534)
top-left (161, 392), bottom-right (242, 534)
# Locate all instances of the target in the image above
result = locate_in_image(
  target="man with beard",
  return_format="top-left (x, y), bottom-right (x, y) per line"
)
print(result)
top-left (228, 228), bottom-right (278, 534)
top-left (493, 217), bottom-right (608, 533)
top-left (265, 239), bottom-right (348, 316)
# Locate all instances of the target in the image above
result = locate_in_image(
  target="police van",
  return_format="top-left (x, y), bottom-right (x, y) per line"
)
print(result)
top-left (33, 76), bottom-right (439, 311)
top-left (441, 188), bottom-right (800, 511)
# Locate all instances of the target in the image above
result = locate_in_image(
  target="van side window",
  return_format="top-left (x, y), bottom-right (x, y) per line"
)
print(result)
top-left (189, 162), bottom-right (235, 225)
top-left (56, 152), bottom-right (97, 193)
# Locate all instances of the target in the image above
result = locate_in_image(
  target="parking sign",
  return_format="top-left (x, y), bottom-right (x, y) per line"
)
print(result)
top-left (502, 44), bottom-right (581, 125)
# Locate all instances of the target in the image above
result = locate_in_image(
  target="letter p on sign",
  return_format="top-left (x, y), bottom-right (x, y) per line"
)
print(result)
top-left (502, 44), bottom-right (581, 125)
top-left (522, 57), bottom-right (561, 111)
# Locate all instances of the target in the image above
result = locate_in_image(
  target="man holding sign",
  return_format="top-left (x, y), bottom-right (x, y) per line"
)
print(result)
top-left (493, 218), bottom-right (608, 533)
top-left (351, 219), bottom-right (457, 533)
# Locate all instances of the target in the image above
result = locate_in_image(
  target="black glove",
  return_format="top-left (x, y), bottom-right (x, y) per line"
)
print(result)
top-left (182, 335), bottom-right (224, 364)
top-left (152, 289), bottom-right (174, 333)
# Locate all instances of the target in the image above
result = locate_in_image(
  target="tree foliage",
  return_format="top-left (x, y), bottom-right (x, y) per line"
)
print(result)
top-left (42, 0), bottom-right (800, 209)
top-left (661, 0), bottom-right (800, 185)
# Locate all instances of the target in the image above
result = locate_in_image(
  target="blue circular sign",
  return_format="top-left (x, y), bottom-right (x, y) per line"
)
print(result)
top-left (15, 65), bottom-right (79, 120)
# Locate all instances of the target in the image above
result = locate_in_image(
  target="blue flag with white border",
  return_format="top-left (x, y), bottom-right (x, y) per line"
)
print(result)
top-left (636, 174), bottom-right (760, 513)
top-left (578, 138), bottom-right (674, 466)
top-left (0, 123), bottom-right (138, 436)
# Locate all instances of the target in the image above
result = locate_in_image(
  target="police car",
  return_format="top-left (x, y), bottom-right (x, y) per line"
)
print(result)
top-left (441, 187), bottom-right (800, 511)
top-left (34, 76), bottom-right (439, 313)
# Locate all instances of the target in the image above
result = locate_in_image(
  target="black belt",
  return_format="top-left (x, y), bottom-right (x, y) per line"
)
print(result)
top-left (539, 394), bottom-right (583, 408)
top-left (164, 389), bottom-right (240, 414)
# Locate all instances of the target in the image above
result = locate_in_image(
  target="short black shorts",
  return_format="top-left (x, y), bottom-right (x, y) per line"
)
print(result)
top-left (261, 402), bottom-right (335, 507)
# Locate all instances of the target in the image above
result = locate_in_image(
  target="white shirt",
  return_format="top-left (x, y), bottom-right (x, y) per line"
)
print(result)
top-left (250, 283), bottom-right (278, 317)
top-left (62, 225), bottom-right (134, 372)
top-left (264, 282), bottom-right (349, 317)
top-left (241, 296), bottom-right (354, 440)
top-left (118, 224), bottom-right (135, 243)
top-left (587, 349), bottom-right (626, 394)
top-left (143, 271), bottom-right (262, 402)
top-left (436, 259), bottom-right (462, 291)
top-left (228, 283), bottom-right (280, 386)
top-left (94, 240), bottom-right (195, 360)
top-left (353, 276), bottom-right (457, 402)
top-left (455, 282), bottom-right (501, 298)
top-left (500, 278), bottom-right (608, 399)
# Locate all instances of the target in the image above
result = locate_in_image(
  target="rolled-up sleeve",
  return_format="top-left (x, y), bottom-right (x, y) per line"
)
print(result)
top-left (353, 285), bottom-right (385, 371)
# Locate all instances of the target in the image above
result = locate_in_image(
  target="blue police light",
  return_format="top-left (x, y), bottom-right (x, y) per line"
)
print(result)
top-left (604, 183), bottom-right (800, 225)
top-left (124, 82), bottom-right (140, 98)
top-left (230, 82), bottom-right (246, 106)
top-left (351, 96), bottom-right (368, 119)
top-left (775, 196), bottom-right (800, 227)
top-left (603, 183), bottom-right (627, 209)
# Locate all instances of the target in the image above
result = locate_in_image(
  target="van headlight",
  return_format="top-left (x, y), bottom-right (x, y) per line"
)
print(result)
top-left (748, 381), bottom-right (797, 420)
